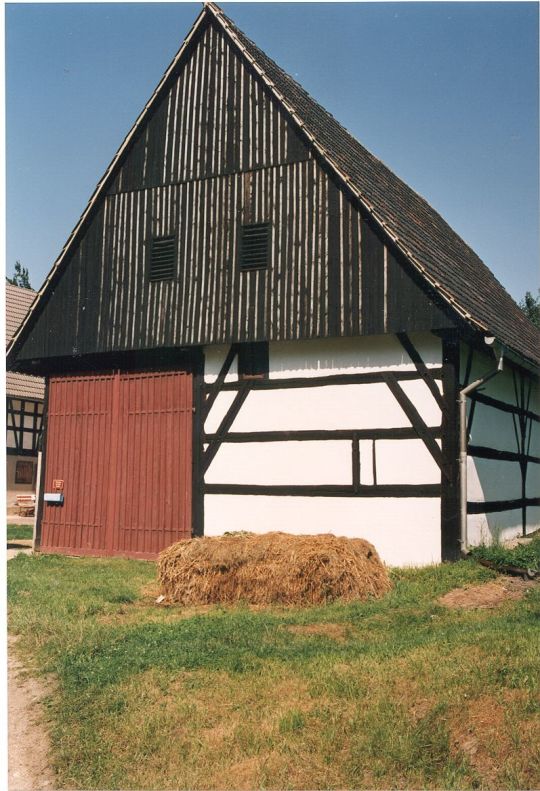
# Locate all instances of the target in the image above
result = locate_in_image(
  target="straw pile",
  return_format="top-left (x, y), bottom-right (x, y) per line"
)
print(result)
top-left (157, 532), bottom-right (391, 606)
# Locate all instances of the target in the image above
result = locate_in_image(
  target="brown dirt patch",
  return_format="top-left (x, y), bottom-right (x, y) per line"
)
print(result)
top-left (438, 577), bottom-right (537, 609)
top-left (286, 622), bottom-right (349, 641)
top-left (447, 691), bottom-right (539, 783)
top-left (8, 636), bottom-right (56, 790)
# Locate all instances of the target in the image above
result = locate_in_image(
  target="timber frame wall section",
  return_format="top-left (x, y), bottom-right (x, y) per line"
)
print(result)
top-left (6, 397), bottom-right (44, 456)
top-left (462, 344), bottom-right (540, 534)
top-left (200, 332), bottom-right (456, 558)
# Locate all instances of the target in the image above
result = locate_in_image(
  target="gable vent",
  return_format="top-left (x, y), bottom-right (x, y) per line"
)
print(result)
top-left (149, 236), bottom-right (176, 281)
top-left (239, 223), bottom-right (270, 270)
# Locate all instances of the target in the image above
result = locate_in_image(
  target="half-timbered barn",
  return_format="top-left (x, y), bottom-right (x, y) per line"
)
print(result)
top-left (6, 283), bottom-right (45, 508)
top-left (7, 3), bottom-right (540, 565)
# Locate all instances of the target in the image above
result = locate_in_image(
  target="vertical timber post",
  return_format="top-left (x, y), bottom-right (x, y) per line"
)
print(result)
top-left (33, 378), bottom-right (49, 552)
top-left (441, 333), bottom-right (461, 560)
top-left (192, 348), bottom-right (205, 537)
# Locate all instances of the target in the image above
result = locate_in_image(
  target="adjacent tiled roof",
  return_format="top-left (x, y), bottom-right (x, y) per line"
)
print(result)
top-left (211, 4), bottom-right (540, 367)
top-left (5, 284), bottom-right (45, 400)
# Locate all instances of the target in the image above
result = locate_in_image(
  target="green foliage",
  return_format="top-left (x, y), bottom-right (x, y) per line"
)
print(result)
top-left (518, 289), bottom-right (540, 328)
top-left (6, 260), bottom-right (32, 289)
top-left (470, 534), bottom-right (540, 572)
top-left (7, 524), bottom-right (33, 541)
top-left (7, 554), bottom-right (540, 790)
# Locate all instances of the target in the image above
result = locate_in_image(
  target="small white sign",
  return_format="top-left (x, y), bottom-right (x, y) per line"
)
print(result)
top-left (44, 493), bottom-right (64, 504)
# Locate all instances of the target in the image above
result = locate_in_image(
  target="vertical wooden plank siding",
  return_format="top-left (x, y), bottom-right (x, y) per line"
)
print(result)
top-left (14, 11), bottom-right (456, 365)
top-left (107, 21), bottom-right (310, 194)
top-left (113, 370), bottom-right (193, 555)
top-left (40, 370), bottom-right (192, 559)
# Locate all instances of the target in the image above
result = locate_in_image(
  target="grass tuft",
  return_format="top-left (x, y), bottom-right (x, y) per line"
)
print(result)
top-left (469, 534), bottom-right (540, 572)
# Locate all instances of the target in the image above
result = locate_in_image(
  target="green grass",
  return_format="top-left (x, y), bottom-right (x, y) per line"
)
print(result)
top-left (7, 524), bottom-right (34, 541)
top-left (7, 554), bottom-right (540, 790)
top-left (470, 533), bottom-right (540, 572)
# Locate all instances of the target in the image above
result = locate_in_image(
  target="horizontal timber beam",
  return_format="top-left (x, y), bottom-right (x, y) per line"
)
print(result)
top-left (467, 497), bottom-right (540, 515)
top-left (204, 483), bottom-right (441, 497)
top-left (203, 427), bottom-right (442, 443)
top-left (202, 368), bottom-right (443, 393)
top-left (469, 392), bottom-right (540, 423)
top-left (468, 445), bottom-right (540, 465)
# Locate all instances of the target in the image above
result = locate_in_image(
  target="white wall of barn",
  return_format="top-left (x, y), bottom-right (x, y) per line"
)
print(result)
top-left (464, 345), bottom-right (540, 544)
top-left (203, 334), bottom-right (443, 566)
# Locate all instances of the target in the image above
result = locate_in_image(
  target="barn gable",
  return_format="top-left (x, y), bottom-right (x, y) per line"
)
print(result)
top-left (9, 3), bottom-right (457, 370)
top-left (8, 3), bottom-right (538, 567)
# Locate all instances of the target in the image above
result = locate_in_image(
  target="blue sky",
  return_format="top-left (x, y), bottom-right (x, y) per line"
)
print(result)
top-left (6, 2), bottom-right (539, 302)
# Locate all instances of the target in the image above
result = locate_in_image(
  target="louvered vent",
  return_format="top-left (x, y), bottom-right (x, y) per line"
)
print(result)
top-left (239, 223), bottom-right (270, 270)
top-left (149, 236), bottom-right (176, 281)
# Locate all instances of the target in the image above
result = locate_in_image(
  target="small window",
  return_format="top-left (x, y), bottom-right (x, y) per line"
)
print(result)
top-left (15, 460), bottom-right (34, 485)
top-left (149, 236), bottom-right (176, 281)
top-left (238, 342), bottom-right (269, 379)
top-left (239, 223), bottom-right (270, 270)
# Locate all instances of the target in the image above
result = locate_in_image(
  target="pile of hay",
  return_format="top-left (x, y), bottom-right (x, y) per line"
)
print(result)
top-left (158, 532), bottom-right (391, 606)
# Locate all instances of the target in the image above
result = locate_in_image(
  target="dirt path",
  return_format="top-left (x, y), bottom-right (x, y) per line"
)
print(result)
top-left (8, 636), bottom-right (56, 791)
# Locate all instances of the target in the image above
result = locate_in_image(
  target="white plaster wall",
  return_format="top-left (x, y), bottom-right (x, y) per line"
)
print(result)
top-left (469, 405), bottom-right (520, 454)
top-left (204, 495), bottom-right (441, 567)
top-left (202, 334), bottom-right (443, 566)
top-left (467, 456), bottom-right (523, 503)
top-left (376, 439), bottom-right (440, 485)
top-left (204, 390), bottom-right (239, 434)
top-left (269, 334), bottom-right (441, 378)
top-left (227, 383), bottom-right (416, 432)
top-left (467, 511), bottom-right (523, 546)
top-left (205, 440), bottom-right (352, 485)
top-left (204, 345), bottom-right (239, 383)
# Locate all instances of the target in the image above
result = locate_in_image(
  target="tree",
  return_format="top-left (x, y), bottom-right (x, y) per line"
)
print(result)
top-left (6, 261), bottom-right (32, 289)
top-left (518, 289), bottom-right (540, 329)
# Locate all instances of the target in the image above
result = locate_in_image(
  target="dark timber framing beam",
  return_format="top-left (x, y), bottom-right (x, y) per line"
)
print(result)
top-left (440, 334), bottom-right (461, 560)
top-left (33, 380), bottom-right (50, 552)
top-left (202, 344), bottom-right (239, 421)
top-left (202, 382), bottom-right (251, 473)
top-left (469, 391), bottom-right (540, 423)
top-left (468, 497), bottom-right (540, 515)
top-left (203, 426), bottom-right (442, 443)
top-left (468, 445), bottom-right (540, 465)
top-left (382, 371), bottom-right (446, 476)
top-left (512, 369), bottom-right (534, 536)
top-left (396, 332), bottom-right (446, 414)
top-left (191, 349), bottom-right (205, 537)
top-left (203, 368), bottom-right (443, 393)
top-left (205, 483), bottom-right (441, 497)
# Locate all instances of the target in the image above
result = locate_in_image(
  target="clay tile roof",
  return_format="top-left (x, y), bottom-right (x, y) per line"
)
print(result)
top-left (5, 284), bottom-right (45, 400)
top-left (213, 4), bottom-right (540, 367)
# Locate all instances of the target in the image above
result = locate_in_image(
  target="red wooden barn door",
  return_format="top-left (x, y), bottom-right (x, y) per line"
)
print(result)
top-left (111, 370), bottom-right (193, 556)
top-left (41, 369), bottom-right (193, 558)
top-left (41, 374), bottom-right (114, 554)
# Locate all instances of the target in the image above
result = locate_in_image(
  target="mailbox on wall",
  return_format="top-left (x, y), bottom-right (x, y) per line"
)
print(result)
top-left (44, 492), bottom-right (64, 504)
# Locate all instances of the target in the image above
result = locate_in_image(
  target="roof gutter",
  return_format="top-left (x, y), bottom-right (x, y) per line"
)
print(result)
top-left (459, 338), bottom-right (504, 553)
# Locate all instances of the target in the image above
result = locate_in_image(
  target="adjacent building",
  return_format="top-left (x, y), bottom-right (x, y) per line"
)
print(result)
top-left (6, 283), bottom-right (45, 509)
